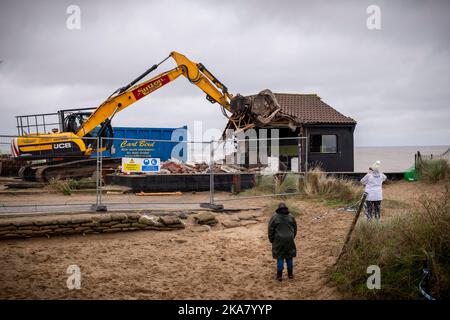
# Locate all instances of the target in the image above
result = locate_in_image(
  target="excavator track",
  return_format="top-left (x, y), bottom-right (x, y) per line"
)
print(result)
top-left (20, 158), bottom-right (120, 182)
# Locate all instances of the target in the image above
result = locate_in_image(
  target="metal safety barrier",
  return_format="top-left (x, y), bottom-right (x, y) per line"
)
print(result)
top-left (0, 133), bottom-right (310, 215)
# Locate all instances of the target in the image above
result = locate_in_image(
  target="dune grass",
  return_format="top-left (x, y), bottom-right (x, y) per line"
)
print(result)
top-left (47, 177), bottom-right (95, 195)
top-left (382, 199), bottom-right (410, 209)
top-left (331, 187), bottom-right (450, 299)
top-left (242, 168), bottom-right (363, 209)
top-left (300, 168), bottom-right (363, 205)
top-left (416, 159), bottom-right (450, 183)
top-left (275, 173), bottom-right (300, 194)
top-left (241, 173), bottom-right (301, 196)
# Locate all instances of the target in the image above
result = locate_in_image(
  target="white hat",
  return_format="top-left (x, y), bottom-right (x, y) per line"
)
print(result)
top-left (372, 160), bottom-right (381, 171)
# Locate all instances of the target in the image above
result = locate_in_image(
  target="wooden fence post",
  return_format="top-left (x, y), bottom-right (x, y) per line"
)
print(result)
top-left (335, 192), bottom-right (368, 265)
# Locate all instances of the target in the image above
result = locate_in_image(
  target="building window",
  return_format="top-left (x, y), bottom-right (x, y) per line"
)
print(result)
top-left (310, 134), bottom-right (337, 153)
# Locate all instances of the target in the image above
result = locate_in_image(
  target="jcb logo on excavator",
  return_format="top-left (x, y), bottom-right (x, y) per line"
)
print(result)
top-left (53, 142), bottom-right (72, 149)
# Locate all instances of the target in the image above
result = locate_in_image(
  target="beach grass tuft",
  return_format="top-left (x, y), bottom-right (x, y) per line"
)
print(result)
top-left (332, 187), bottom-right (450, 299)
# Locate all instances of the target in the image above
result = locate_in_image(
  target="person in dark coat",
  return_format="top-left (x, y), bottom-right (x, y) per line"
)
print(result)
top-left (268, 202), bottom-right (297, 281)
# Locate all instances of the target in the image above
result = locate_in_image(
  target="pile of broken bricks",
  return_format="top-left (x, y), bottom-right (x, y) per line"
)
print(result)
top-left (158, 161), bottom-right (263, 174)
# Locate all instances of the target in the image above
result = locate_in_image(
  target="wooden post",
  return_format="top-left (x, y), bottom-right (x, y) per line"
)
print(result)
top-left (231, 174), bottom-right (241, 194)
top-left (335, 192), bottom-right (368, 265)
top-left (414, 153), bottom-right (417, 170)
top-left (299, 126), bottom-right (305, 172)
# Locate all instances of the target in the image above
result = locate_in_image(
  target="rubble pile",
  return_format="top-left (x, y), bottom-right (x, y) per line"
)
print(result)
top-left (0, 155), bottom-right (26, 177)
top-left (159, 161), bottom-right (262, 174)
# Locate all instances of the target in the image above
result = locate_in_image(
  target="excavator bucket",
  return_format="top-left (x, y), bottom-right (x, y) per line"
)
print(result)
top-left (248, 89), bottom-right (282, 125)
top-left (229, 89), bottom-right (282, 129)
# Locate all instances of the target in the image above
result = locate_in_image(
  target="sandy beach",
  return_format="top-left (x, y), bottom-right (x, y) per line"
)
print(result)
top-left (0, 180), bottom-right (446, 299)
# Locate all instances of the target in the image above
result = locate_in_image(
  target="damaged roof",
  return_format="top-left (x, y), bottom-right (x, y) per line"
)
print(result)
top-left (274, 93), bottom-right (356, 125)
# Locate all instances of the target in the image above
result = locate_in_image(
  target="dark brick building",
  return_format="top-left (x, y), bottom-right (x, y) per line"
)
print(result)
top-left (240, 93), bottom-right (357, 172)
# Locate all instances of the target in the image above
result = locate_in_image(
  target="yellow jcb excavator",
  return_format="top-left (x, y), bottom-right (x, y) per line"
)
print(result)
top-left (11, 51), bottom-right (281, 181)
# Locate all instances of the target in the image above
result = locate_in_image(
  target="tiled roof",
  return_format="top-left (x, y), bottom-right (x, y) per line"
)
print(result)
top-left (273, 93), bottom-right (356, 125)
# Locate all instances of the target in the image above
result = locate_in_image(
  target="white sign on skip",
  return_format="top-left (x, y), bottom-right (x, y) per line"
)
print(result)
top-left (121, 157), bottom-right (160, 173)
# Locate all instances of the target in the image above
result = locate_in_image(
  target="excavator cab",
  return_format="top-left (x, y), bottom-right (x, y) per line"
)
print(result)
top-left (12, 108), bottom-right (114, 161)
top-left (63, 112), bottom-right (114, 151)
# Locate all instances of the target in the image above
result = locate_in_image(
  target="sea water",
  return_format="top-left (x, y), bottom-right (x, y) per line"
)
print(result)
top-left (354, 146), bottom-right (449, 172)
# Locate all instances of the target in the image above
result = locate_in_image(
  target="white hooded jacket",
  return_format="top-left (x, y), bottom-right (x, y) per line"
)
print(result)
top-left (360, 171), bottom-right (387, 201)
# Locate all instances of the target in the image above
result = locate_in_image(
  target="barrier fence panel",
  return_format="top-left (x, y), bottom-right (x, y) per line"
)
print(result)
top-left (1, 132), bottom-right (309, 215)
top-left (93, 136), bottom-right (213, 211)
top-left (0, 134), bottom-right (101, 214)
top-left (211, 134), bottom-right (308, 206)
top-left (1, 133), bottom-right (212, 214)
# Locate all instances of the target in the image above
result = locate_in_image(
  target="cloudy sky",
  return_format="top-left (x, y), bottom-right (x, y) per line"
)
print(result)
top-left (0, 0), bottom-right (449, 146)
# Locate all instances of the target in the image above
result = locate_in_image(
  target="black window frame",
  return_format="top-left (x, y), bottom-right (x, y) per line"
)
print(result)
top-left (309, 134), bottom-right (338, 154)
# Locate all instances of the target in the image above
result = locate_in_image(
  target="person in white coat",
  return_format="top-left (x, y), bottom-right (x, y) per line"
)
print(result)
top-left (360, 161), bottom-right (387, 220)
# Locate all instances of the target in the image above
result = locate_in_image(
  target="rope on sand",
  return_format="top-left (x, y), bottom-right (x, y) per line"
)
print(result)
top-left (313, 193), bottom-right (368, 221)
top-left (336, 196), bottom-right (365, 212)
top-left (311, 210), bottom-right (331, 221)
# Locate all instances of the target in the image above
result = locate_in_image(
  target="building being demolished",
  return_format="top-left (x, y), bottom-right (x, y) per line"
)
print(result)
top-left (227, 89), bottom-right (296, 132)
top-left (225, 90), bottom-right (357, 172)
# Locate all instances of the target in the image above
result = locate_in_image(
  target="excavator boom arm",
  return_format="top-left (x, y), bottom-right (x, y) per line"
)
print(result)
top-left (76, 52), bottom-right (232, 137)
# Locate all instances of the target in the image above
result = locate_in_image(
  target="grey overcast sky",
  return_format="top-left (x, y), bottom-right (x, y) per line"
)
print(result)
top-left (0, 0), bottom-right (449, 146)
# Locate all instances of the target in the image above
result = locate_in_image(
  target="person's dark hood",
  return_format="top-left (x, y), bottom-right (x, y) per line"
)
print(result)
top-left (276, 207), bottom-right (289, 215)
